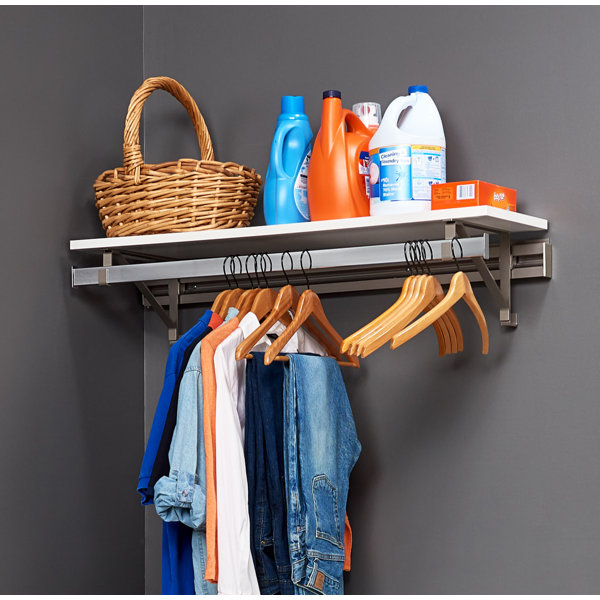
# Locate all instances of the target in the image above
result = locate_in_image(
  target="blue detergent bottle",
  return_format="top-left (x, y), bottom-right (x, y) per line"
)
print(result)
top-left (264, 96), bottom-right (312, 224)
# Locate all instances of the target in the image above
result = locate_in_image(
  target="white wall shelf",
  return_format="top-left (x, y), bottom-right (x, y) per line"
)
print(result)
top-left (70, 206), bottom-right (548, 260)
top-left (70, 207), bottom-right (551, 341)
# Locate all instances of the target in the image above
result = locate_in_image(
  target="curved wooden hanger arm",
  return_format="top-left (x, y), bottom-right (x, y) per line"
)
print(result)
top-left (250, 288), bottom-right (278, 322)
top-left (217, 288), bottom-right (244, 319)
top-left (351, 275), bottom-right (425, 355)
top-left (211, 289), bottom-right (229, 316)
top-left (341, 276), bottom-right (414, 354)
top-left (390, 272), bottom-right (489, 353)
top-left (263, 289), bottom-right (359, 368)
top-left (235, 285), bottom-right (297, 360)
top-left (359, 276), bottom-right (438, 357)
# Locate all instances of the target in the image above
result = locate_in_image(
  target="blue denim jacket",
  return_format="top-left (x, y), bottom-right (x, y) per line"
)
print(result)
top-left (154, 340), bottom-right (217, 595)
top-left (154, 307), bottom-right (238, 595)
top-left (283, 354), bottom-right (361, 595)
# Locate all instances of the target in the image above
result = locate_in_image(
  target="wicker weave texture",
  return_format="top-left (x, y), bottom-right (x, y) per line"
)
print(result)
top-left (94, 76), bottom-right (262, 237)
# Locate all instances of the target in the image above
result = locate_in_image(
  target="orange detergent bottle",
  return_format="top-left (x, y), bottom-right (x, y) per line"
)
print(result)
top-left (307, 90), bottom-right (373, 220)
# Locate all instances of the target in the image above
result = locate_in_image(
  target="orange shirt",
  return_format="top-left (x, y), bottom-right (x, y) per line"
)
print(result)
top-left (201, 317), bottom-right (240, 583)
top-left (344, 514), bottom-right (352, 571)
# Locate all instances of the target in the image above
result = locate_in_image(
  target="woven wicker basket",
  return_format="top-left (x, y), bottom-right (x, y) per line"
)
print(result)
top-left (94, 76), bottom-right (262, 237)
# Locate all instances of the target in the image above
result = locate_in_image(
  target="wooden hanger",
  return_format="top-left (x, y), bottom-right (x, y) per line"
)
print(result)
top-left (390, 271), bottom-right (489, 353)
top-left (342, 241), bottom-right (462, 357)
top-left (236, 251), bottom-right (333, 360)
top-left (263, 288), bottom-right (359, 367)
top-left (360, 276), bottom-right (464, 357)
top-left (341, 275), bottom-right (415, 354)
top-left (357, 275), bottom-right (445, 357)
top-left (235, 283), bottom-right (340, 362)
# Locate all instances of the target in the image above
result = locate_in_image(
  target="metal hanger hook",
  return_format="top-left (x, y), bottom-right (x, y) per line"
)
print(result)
top-left (280, 251), bottom-right (293, 286)
top-left (403, 242), bottom-right (413, 275)
top-left (229, 255), bottom-right (241, 288)
top-left (418, 239), bottom-right (432, 275)
top-left (260, 253), bottom-right (272, 288)
top-left (245, 254), bottom-right (257, 289)
top-left (451, 237), bottom-right (464, 271)
top-left (409, 241), bottom-right (423, 275)
top-left (300, 249), bottom-right (312, 290)
top-left (222, 255), bottom-right (232, 289)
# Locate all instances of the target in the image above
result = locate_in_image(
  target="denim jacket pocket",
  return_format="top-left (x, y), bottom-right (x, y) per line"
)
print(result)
top-left (312, 475), bottom-right (344, 549)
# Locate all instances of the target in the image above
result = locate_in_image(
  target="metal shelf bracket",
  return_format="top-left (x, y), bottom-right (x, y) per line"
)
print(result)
top-left (445, 220), bottom-right (529, 327)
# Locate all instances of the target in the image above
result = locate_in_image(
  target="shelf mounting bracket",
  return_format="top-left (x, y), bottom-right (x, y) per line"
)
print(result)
top-left (445, 221), bottom-right (518, 327)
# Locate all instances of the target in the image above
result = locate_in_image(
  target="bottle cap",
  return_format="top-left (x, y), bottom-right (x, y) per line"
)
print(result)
top-left (323, 90), bottom-right (342, 99)
top-left (408, 85), bottom-right (429, 94)
top-left (281, 95), bottom-right (305, 114)
top-left (352, 102), bottom-right (382, 131)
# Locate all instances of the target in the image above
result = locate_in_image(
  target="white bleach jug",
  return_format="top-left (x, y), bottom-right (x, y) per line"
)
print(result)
top-left (369, 85), bottom-right (446, 215)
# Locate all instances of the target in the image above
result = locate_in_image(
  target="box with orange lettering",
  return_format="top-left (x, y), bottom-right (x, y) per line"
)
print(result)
top-left (431, 180), bottom-right (517, 211)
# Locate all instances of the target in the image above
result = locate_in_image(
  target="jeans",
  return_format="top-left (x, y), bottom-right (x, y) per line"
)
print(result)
top-left (245, 353), bottom-right (295, 594)
top-left (283, 355), bottom-right (361, 595)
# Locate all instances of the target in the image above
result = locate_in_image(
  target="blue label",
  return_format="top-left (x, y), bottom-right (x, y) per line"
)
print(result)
top-left (369, 145), bottom-right (412, 203)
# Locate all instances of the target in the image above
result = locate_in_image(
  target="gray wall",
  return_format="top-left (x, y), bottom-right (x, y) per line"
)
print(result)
top-left (142, 6), bottom-right (600, 594)
top-left (0, 7), bottom-right (145, 593)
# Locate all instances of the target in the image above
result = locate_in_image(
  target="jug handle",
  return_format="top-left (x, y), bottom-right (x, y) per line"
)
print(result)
top-left (343, 109), bottom-right (372, 136)
top-left (271, 121), bottom-right (298, 179)
top-left (379, 96), bottom-right (415, 130)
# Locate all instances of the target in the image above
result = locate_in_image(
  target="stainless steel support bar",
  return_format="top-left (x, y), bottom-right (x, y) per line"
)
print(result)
top-left (71, 236), bottom-right (488, 288)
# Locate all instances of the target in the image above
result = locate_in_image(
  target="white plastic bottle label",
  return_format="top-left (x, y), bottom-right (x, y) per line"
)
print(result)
top-left (368, 145), bottom-right (412, 203)
top-left (359, 150), bottom-right (371, 198)
top-left (293, 150), bottom-right (311, 221)
top-left (411, 145), bottom-right (446, 200)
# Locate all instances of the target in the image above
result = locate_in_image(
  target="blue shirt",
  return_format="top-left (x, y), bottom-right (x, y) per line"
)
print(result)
top-left (138, 310), bottom-right (214, 504)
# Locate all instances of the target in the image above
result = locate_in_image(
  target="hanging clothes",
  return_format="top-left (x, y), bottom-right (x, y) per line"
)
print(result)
top-left (139, 310), bottom-right (222, 595)
top-left (142, 304), bottom-right (361, 595)
top-left (201, 317), bottom-right (242, 584)
top-left (283, 354), bottom-right (361, 595)
top-left (245, 354), bottom-right (294, 594)
top-left (154, 338), bottom-right (217, 595)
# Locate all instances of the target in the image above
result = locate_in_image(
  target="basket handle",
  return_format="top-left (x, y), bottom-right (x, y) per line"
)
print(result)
top-left (123, 76), bottom-right (215, 176)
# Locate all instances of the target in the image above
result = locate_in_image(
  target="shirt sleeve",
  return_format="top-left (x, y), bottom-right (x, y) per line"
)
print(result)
top-left (154, 366), bottom-right (207, 531)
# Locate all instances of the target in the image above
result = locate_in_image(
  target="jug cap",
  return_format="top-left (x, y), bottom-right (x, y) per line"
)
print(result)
top-left (323, 90), bottom-right (342, 99)
top-left (408, 85), bottom-right (429, 94)
top-left (281, 95), bottom-right (305, 115)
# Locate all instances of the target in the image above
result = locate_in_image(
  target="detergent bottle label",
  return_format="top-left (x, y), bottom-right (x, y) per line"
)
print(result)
top-left (410, 145), bottom-right (446, 200)
top-left (359, 150), bottom-right (371, 198)
top-left (293, 150), bottom-right (311, 221)
top-left (368, 145), bottom-right (412, 203)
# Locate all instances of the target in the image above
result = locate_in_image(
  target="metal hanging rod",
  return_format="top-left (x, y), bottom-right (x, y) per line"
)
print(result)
top-left (72, 235), bottom-right (489, 288)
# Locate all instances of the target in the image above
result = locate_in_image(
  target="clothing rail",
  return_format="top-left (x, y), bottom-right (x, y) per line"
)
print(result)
top-left (69, 208), bottom-right (552, 341)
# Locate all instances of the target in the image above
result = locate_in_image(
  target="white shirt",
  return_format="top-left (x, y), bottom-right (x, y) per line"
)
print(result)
top-left (214, 313), bottom-right (325, 594)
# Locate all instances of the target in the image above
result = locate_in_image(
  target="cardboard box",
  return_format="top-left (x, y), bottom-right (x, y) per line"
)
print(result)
top-left (431, 180), bottom-right (517, 211)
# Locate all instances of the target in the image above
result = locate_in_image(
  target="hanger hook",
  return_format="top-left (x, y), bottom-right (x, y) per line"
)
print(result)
top-left (403, 242), bottom-right (413, 275)
top-left (451, 237), bottom-right (464, 272)
top-left (280, 251), bottom-right (293, 286)
top-left (300, 249), bottom-right (312, 290)
top-left (222, 255), bottom-right (232, 289)
top-left (419, 240), bottom-right (432, 275)
top-left (229, 255), bottom-right (241, 288)
top-left (410, 240), bottom-right (422, 275)
top-left (253, 253), bottom-right (261, 288)
top-left (260, 253), bottom-right (272, 288)
top-left (245, 254), bottom-right (256, 289)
